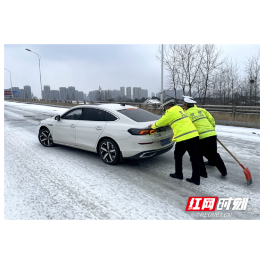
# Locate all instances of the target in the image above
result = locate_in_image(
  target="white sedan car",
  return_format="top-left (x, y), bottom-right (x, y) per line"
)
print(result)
top-left (38, 103), bottom-right (174, 165)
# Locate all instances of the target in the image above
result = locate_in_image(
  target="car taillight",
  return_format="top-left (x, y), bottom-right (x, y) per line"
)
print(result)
top-left (140, 130), bottom-right (150, 135)
top-left (128, 128), bottom-right (157, 135)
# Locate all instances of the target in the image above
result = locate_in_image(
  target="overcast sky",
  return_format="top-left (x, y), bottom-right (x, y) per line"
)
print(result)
top-left (4, 44), bottom-right (259, 98)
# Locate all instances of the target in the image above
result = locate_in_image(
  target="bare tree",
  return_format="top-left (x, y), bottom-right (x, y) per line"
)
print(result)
top-left (157, 44), bottom-right (203, 98)
top-left (244, 52), bottom-right (260, 105)
top-left (228, 59), bottom-right (240, 105)
top-left (199, 44), bottom-right (226, 104)
top-left (175, 44), bottom-right (204, 96)
top-left (157, 45), bottom-right (180, 100)
top-left (156, 44), bottom-right (260, 106)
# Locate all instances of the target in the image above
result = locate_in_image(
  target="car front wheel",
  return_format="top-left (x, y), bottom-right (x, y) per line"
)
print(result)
top-left (99, 139), bottom-right (119, 165)
top-left (38, 128), bottom-right (55, 147)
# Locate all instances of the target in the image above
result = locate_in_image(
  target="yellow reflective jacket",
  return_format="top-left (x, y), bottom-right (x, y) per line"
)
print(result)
top-left (185, 107), bottom-right (216, 139)
top-left (151, 105), bottom-right (199, 142)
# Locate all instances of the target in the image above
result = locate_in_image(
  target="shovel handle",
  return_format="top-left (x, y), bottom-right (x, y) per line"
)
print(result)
top-left (217, 138), bottom-right (241, 165)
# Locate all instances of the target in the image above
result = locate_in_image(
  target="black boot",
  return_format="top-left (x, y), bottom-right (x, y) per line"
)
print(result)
top-left (186, 178), bottom-right (200, 185)
top-left (201, 173), bottom-right (208, 178)
top-left (170, 173), bottom-right (183, 180)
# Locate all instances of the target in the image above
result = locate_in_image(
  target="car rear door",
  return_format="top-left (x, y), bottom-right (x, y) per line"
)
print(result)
top-left (75, 108), bottom-right (106, 151)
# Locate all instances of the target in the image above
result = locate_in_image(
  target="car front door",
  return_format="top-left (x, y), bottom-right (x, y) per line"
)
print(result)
top-left (75, 108), bottom-right (107, 151)
top-left (53, 108), bottom-right (85, 145)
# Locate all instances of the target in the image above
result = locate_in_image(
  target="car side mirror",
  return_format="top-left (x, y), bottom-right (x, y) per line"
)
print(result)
top-left (55, 115), bottom-right (61, 121)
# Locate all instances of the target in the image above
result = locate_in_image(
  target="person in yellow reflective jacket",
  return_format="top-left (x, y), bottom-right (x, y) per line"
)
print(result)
top-left (182, 95), bottom-right (216, 166)
top-left (183, 97), bottom-right (227, 178)
top-left (148, 99), bottom-right (201, 185)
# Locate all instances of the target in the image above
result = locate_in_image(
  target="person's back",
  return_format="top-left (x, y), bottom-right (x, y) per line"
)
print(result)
top-left (183, 100), bottom-right (227, 178)
top-left (158, 105), bottom-right (199, 142)
top-left (185, 106), bottom-right (216, 140)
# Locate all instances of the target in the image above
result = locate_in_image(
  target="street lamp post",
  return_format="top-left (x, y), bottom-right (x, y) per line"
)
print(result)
top-left (25, 49), bottom-right (43, 100)
top-left (4, 68), bottom-right (13, 98)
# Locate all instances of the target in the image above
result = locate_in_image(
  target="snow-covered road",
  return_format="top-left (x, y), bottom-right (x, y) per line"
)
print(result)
top-left (4, 101), bottom-right (260, 220)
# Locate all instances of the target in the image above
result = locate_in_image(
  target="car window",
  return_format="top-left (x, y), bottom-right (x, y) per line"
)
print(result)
top-left (105, 112), bottom-right (117, 121)
top-left (82, 108), bottom-right (105, 121)
top-left (118, 108), bottom-right (159, 122)
top-left (62, 109), bottom-right (84, 120)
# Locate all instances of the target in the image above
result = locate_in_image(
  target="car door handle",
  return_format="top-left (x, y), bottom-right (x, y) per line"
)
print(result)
top-left (70, 124), bottom-right (76, 128)
top-left (96, 126), bottom-right (102, 130)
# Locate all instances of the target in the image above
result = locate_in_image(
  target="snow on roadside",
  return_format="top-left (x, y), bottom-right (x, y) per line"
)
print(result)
top-left (4, 101), bottom-right (69, 116)
top-left (215, 125), bottom-right (260, 143)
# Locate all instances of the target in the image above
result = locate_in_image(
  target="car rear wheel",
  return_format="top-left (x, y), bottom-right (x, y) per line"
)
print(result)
top-left (38, 128), bottom-right (55, 147)
top-left (99, 139), bottom-right (119, 165)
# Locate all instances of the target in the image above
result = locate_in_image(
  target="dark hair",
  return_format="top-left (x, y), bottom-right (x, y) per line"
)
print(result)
top-left (184, 103), bottom-right (194, 108)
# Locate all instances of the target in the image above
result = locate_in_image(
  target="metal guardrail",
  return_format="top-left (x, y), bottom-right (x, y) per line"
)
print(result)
top-left (4, 98), bottom-right (260, 114)
top-left (198, 105), bottom-right (260, 114)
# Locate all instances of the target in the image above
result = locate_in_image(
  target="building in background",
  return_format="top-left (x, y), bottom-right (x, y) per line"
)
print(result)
top-left (19, 89), bottom-right (25, 99)
top-left (4, 87), bottom-right (20, 98)
top-left (59, 87), bottom-right (68, 101)
top-left (120, 87), bottom-right (125, 98)
top-left (4, 84), bottom-right (150, 102)
top-left (50, 90), bottom-right (60, 100)
top-left (113, 90), bottom-right (121, 100)
top-left (151, 92), bottom-right (155, 98)
top-left (74, 90), bottom-right (79, 101)
top-left (141, 89), bottom-right (148, 99)
top-left (12, 87), bottom-right (19, 98)
top-left (103, 90), bottom-right (113, 101)
top-left (126, 87), bottom-right (131, 100)
top-left (43, 85), bottom-right (50, 100)
top-left (78, 91), bottom-right (84, 101)
top-left (101, 90), bottom-right (107, 101)
top-left (4, 88), bottom-right (12, 98)
top-left (88, 90), bottom-right (100, 101)
top-left (24, 85), bottom-right (32, 99)
top-left (68, 86), bottom-right (76, 100)
top-left (133, 87), bottom-right (141, 100)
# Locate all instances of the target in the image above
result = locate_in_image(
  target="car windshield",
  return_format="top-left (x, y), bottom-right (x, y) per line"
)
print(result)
top-left (118, 108), bottom-right (160, 122)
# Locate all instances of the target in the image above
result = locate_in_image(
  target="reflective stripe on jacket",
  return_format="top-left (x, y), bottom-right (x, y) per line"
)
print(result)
top-left (151, 105), bottom-right (199, 142)
top-left (185, 107), bottom-right (216, 139)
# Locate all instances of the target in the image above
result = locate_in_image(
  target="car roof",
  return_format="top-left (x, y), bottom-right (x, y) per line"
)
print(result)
top-left (72, 103), bottom-right (137, 111)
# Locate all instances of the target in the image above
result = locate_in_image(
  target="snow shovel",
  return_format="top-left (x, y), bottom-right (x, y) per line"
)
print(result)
top-left (217, 138), bottom-right (252, 186)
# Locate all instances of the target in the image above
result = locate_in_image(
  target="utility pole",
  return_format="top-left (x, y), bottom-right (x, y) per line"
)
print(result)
top-left (4, 68), bottom-right (13, 98)
top-left (25, 49), bottom-right (43, 99)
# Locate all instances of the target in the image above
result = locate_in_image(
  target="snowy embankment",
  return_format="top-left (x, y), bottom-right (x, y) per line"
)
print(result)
top-left (216, 125), bottom-right (260, 142)
top-left (4, 101), bottom-right (260, 220)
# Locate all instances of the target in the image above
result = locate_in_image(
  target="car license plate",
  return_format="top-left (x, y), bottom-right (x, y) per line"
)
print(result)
top-left (160, 138), bottom-right (170, 146)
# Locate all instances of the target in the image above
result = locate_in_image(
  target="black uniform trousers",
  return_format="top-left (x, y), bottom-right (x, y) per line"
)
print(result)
top-left (198, 135), bottom-right (227, 176)
top-left (174, 136), bottom-right (200, 182)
